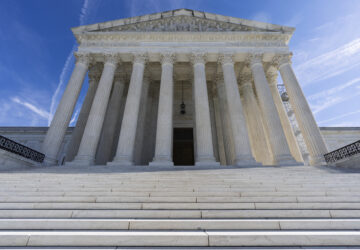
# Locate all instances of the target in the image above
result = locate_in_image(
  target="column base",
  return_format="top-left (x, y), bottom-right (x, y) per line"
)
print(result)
top-left (149, 161), bottom-right (174, 167)
top-left (233, 155), bottom-right (262, 167)
top-left (42, 156), bottom-right (58, 166)
top-left (309, 154), bottom-right (327, 166)
top-left (195, 161), bottom-right (220, 167)
top-left (274, 154), bottom-right (300, 166)
top-left (149, 155), bottom-right (174, 167)
top-left (66, 155), bottom-right (95, 167)
top-left (107, 155), bottom-right (134, 167)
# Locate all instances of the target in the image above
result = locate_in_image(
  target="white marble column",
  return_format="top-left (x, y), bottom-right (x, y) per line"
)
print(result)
top-left (95, 74), bottom-right (126, 165)
top-left (249, 53), bottom-right (297, 166)
top-left (150, 53), bottom-right (175, 167)
top-left (219, 54), bottom-right (258, 167)
top-left (215, 76), bottom-right (235, 165)
top-left (276, 54), bottom-right (328, 165)
top-left (239, 67), bottom-right (274, 165)
top-left (266, 65), bottom-right (303, 163)
top-left (191, 53), bottom-right (219, 167)
top-left (65, 68), bottom-right (100, 162)
top-left (42, 52), bottom-right (90, 165)
top-left (109, 53), bottom-right (147, 166)
top-left (71, 53), bottom-right (119, 166)
top-left (212, 84), bottom-right (226, 165)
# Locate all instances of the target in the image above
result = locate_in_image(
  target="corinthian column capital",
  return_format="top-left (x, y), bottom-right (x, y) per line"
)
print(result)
top-left (239, 66), bottom-right (253, 84)
top-left (218, 53), bottom-right (234, 66)
top-left (190, 52), bottom-right (207, 65)
top-left (266, 66), bottom-right (279, 86)
top-left (103, 53), bottom-right (120, 65)
top-left (247, 53), bottom-right (263, 66)
top-left (273, 53), bottom-right (293, 68)
top-left (132, 52), bottom-right (148, 65)
top-left (74, 52), bottom-right (91, 66)
top-left (160, 53), bottom-right (175, 65)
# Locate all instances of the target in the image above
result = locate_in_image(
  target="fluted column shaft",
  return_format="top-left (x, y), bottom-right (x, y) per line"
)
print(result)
top-left (65, 70), bottom-right (100, 162)
top-left (249, 54), bottom-right (297, 166)
top-left (72, 54), bottom-right (119, 165)
top-left (277, 54), bottom-right (328, 165)
top-left (150, 54), bottom-right (175, 167)
top-left (239, 70), bottom-right (273, 165)
top-left (216, 78), bottom-right (235, 165)
top-left (267, 66), bottom-right (303, 163)
top-left (109, 54), bottom-right (147, 166)
top-left (95, 75), bottom-right (126, 165)
top-left (42, 52), bottom-right (90, 165)
top-left (250, 54), bottom-right (296, 165)
top-left (191, 54), bottom-right (219, 167)
top-left (220, 54), bottom-right (258, 166)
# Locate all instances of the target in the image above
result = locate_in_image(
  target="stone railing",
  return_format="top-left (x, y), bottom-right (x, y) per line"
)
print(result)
top-left (324, 140), bottom-right (360, 164)
top-left (0, 135), bottom-right (45, 163)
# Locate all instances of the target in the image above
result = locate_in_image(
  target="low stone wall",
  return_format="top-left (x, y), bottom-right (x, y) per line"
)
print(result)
top-left (320, 127), bottom-right (360, 152)
top-left (0, 126), bottom-right (359, 166)
top-left (0, 148), bottom-right (39, 171)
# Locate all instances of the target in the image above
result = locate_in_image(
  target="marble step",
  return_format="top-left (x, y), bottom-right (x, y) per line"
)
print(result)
top-left (2, 202), bottom-right (360, 210)
top-left (1, 230), bottom-right (360, 247)
top-left (0, 209), bottom-right (358, 218)
top-left (0, 218), bottom-right (359, 230)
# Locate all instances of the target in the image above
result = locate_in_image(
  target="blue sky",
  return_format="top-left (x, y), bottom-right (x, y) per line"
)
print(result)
top-left (0, 0), bottom-right (359, 127)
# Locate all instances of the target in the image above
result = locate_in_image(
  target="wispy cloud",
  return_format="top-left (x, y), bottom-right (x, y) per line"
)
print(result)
top-left (11, 97), bottom-right (50, 120)
top-left (48, 0), bottom-right (100, 125)
top-left (311, 90), bottom-right (360, 114)
top-left (295, 38), bottom-right (360, 86)
top-left (308, 77), bottom-right (360, 102)
top-left (318, 110), bottom-right (360, 125)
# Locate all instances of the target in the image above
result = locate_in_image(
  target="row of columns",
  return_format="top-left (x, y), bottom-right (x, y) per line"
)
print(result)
top-left (42, 52), bottom-right (328, 167)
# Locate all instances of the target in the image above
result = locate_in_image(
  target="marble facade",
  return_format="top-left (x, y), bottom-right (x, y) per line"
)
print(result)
top-left (41, 9), bottom-right (329, 167)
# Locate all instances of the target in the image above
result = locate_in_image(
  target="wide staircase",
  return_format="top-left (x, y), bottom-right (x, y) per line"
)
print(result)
top-left (0, 165), bottom-right (360, 249)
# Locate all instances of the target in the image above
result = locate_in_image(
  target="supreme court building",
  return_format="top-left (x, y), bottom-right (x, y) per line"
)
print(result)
top-left (41, 9), bottom-right (328, 168)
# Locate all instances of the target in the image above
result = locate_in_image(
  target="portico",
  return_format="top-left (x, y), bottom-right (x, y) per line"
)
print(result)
top-left (41, 9), bottom-right (328, 167)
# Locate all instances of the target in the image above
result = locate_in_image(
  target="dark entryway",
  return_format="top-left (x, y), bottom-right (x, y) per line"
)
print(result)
top-left (173, 128), bottom-right (194, 166)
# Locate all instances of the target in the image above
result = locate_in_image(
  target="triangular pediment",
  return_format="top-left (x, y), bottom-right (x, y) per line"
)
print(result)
top-left (93, 15), bottom-right (269, 32)
top-left (72, 9), bottom-right (294, 34)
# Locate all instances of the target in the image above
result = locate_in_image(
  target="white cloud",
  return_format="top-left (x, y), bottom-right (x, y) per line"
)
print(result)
top-left (48, 0), bottom-right (101, 126)
top-left (318, 110), bottom-right (360, 125)
top-left (295, 38), bottom-right (360, 86)
top-left (11, 97), bottom-right (50, 120)
top-left (310, 90), bottom-right (360, 114)
top-left (308, 77), bottom-right (360, 101)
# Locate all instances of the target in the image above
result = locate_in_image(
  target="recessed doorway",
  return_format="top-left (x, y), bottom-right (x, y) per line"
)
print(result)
top-left (173, 128), bottom-right (194, 166)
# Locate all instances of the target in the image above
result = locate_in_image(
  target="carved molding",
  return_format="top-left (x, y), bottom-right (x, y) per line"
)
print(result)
top-left (77, 32), bottom-right (290, 47)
